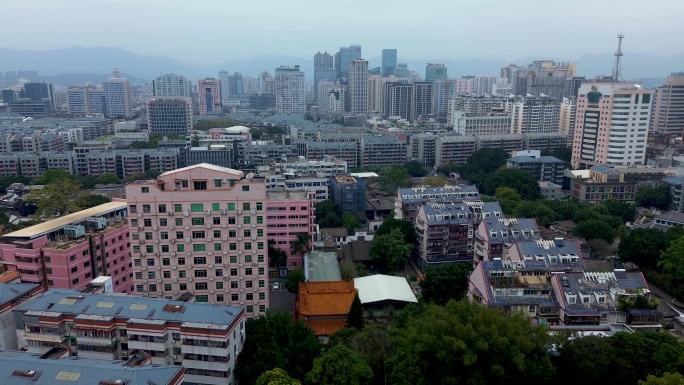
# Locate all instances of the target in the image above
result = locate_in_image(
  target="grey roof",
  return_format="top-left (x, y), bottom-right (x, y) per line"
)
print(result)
top-left (590, 164), bottom-right (613, 173)
top-left (305, 251), bottom-right (341, 281)
top-left (480, 217), bottom-right (539, 242)
top-left (662, 176), bottom-right (684, 185)
top-left (0, 283), bottom-right (39, 306)
top-left (507, 155), bottom-right (565, 164)
top-left (397, 185), bottom-right (479, 203)
top-left (559, 270), bottom-right (649, 313)
top-left (15, 289), bottom-right (242, 326)
top-left (321, 227), bottom-right (348, 238)
top-left (421, 201), bottom-right (502, 225)
top-left (655, 211), bottom-right (684, 225)
top-left (513, 239), bottom-right (585, 270)
top-left (341, 241), bottom-right (372, 262)
top-left (0, 350), bottom-right (182, 385)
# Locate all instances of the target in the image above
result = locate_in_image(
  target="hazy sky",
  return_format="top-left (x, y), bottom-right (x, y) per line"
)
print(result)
top-left (4, 0), bottom-right (682, 64)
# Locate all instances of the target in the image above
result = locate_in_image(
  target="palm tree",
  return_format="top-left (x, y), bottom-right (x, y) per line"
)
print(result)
top-left (293, 233), bottom-right (311, 257)
top-left (268, 239), bottom-right (287, 268)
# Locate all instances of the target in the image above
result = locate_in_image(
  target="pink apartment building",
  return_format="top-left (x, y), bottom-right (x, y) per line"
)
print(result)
top-left (266, 189), bottom-right (316, 270)
top-left (0, 201), bottom-right (131, 293)
top-left (125, 163), bottom-right (270, 318)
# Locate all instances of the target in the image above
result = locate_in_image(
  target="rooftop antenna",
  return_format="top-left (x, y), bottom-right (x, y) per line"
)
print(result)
top-left (611, 32), bottom-right (624, 82)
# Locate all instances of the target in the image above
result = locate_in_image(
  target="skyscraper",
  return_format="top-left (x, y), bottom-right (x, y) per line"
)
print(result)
top-left (412, 82), bottom-right (434, 120)
top-left (571, 83), bottom-right (652, 169)
top-left (335, 45), bottom-right (361, 80)
top-left (651, 72), bottom-right (684, 136)
top-left (153, 73), bottom-right (192, 97)
top-left (258, 71), bottom-right (274, 95)
top-left (510, 96), bottom-right (562, 134)
top-left (317, 79), bottom-right (336, 112)
top-left (384, 83), bottom-right (413, 120)
top-left (382, 49), bottom-right (398, 77)
top-left (348, 60), bottom-right (369, 114)
top-left (314, 52), bottom-right (336, 102)
top-left (425, 63), bottom-right (448, 82)
top-left (102, 69), bottom-right (132, 117)
top-left (23, 81), bottom-right (55, 109)
top-left (275, 65), bottom-right (305, 114)
top-left (146, 97), bottom-right (194, 136)
top-left (219, 70), bottom-right (231, 99)
top-left (198, 77), bottom-right (222, 116)
top-left (395, 63), bottom-right (409, 78)
top-left (229, 72), bottom-right (244, 96)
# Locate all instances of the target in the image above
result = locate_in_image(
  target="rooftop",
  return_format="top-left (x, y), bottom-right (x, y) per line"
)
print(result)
top-left (3, 202), bottom-right (127, 239)
top-left (508, 155), bottom-right (565, 164)
top-left (354, 275), bottom-right (418, 304)
top-left (0, 350), bottom-right (183, 385)
top-left (158, 163), bottom-right (243, 178)
top-left (305, 251), bottom-right (341, 281)
top-left (298, 281), bottom-right (356, 316)
top-left (332, 175), bottom-right (360, 185)
top-left (340, 241), bottom-right (372, 262)
top-left (321, 228), bottom-right (348, 238)
top-left (655, 211), bottom-right (684, 225)
top-left (398, 185), bottom-right (479, 203)
top-left (15, 289), bottom-right (243, 327)
top-left (0, 283), bottom-right (40, 306)
top-left (266, 189), bottom-right (311, 201)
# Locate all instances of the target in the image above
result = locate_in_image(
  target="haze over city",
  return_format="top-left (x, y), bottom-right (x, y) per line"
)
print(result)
top-left (3, 0), bottom-right (683, 63)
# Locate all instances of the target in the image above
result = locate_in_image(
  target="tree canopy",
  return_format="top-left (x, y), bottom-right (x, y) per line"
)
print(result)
top-left (483, 168), bottom-right (540, 200)
top-left (404, 160), bottom-right (428, 177)
top-left (658, 235), bottom-right (684, 298)
top-left (419, 263), bottom-right (473, 306)
top-left (422, 175), bottom-right (449, 187)
top-left (0, 175), bottom-right (30, 193)
top-left (315, 200), bottom-right (342, 228)
top-left (636, 185), bottom-right (671, 210)
top-left (256, 368), bottom-right (301, 385)
top-left (343, 213), bottom-right (361, 234)
top-left (346, 293), bottom-right (364, 330)
top-left (618, 228), bottom-right (684, 269)
top-left (573, 218), bottom-right (615, 243)
top-left (375, 215), bottom-right (415, 244)
top-left (458, 148), bottom-right (509, 186)
top-left (306, 344), bottom-right (373, 385)
top-left (370, 228), bottom-right (412, 272)
top-left (640, 373), bottom-right (684, 385)
top-left (380, 164), bottom-right (410, 194)
top-left (235, 312), bottom-right (322, 385)
top-left (285, 268), bottom-right (305, 294)
top-left (24, 178), bottom-right (87, 218)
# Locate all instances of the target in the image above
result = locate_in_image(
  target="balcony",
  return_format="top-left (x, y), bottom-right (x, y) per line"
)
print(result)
top-left (127, 334), bottom-right (170, 352)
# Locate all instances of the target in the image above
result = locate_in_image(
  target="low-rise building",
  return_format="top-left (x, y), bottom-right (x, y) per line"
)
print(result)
top-left (354, 275), bottom-right (418, 309)
top-left (13, 289), bottom-right (244, 384)
top-left (296, 281), bottom-right (356, 344)
top-left (329, 175), bottom-right (366, 215)
top-left (0, 202), bottom-right (131, 293)
top-left (474, 217), bottom-right (540, 264)
top-left (570, 165), bottom-right (637, 204)
top-left (506, 151), bottom-right (565, 185)
top-left (0, 283), bottom-right (42, 350)
top-left (360, 136), bottom-right (407, 168)
top-left (539, 181), bottom-right (564, 200)
top-left (395, 185), bottom-right (480, 223)
top-left (274, 156), bottom-right (347, 178)
top-left (0, 350), bottom-right (185, 385)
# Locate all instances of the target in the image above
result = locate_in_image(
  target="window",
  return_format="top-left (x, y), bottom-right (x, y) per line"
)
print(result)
top-left (160, 232), bottom-right (169, 240)
top-left (216, 269), bottom-right (223, 277)
top-left (212, 203), bottom-right (220, 211)
top-left (259, 305), bottom-right (265, 313)
top-left (130, 205), bottom-right (137, 213)
top-left (257, 216), bottom-right (263, 224)
top-left (231, 281), bottom-right (238, 289)
top-left (228, 217), bottom-right (236, 225)
top-left (231, 293), bottom-right (239, 301)
top-left (71, 266), bottom-right (78, 273)
top-left (46, 268), bottom-right (53, 274)
top-left (180, 179), bottom-right (189, 188)
top-left (194, 181), bottom-right (207, 190)
top-left (192, 231), bottom-right (205, 239)
top-left (178, 271), bottom-right (186, 278)
top-left (213, 230), bottom-right (221, 238)
top-left (245, 255), bottom-right (253, 263)
top-left (246, 293), bottom-right (253, 301)
top-left (258, 267), bottom-right (264, 275)
top-left (229, 243), bottom-right (237, 251)
top-left (193, 244), bottom-right (206, 252)
top-left (160, 218), bottom-right (168, 226)
top-left (214, 243), bottom-right (222, 251)
top-left (258, 255), bottom-right (265, 263)
top-left (158, 204), bottom-right (167, 213)
top-left (230, 256), bottom-right (238, 263)
top-left (256, 202), bottom-right (263, 210)
top-left (245, 243), bottom-right (252, 250)
top-left (72, 278), bottom-right (79, 285)
top-left (213, 217), bottom-right (221, 225)
top-left (174, 204), bottom-right (182, 213)
top-left (214, 179), bottom-right (222, 188)
top-left (258, 280), bottom-right (265, 288)
top-left (179, 283), bottom-right (187, 290)
top-left (164, 284), bottom-right (172, 291)
top-left (148, 272), bottom-right (156, 279)
top-left (258, 242), bottom-right (264, 250)
top-left (196, 295), bottom-right (208, 302)
top-left (177, 244), bottom-right (185, 252)
top-left (45, 256), bottom-right (51, 263)
top-left (142, 204), bottom-right (151, 213)
top-left (163, 271), bottom-right (171, 278)
top-left (194, 257), bottom-right (207, 265)
top-left (136, 285), bottom-right (143, 292)
top-left (246, 305), bottom-right (253, 313)
top-left (195, 270), bottom-right (207, 277)
top-left (259, 292), bottom-right (265, 300)
top-left (147, 259), bottom-right (155, 266)
top-left (175, 218), bottom-right (183, 226)
top-left (191, 217), bottom-right (205, 226)
top-left (178, 257), bottom-right (185, 265)
top-left (242, 202), bottom-right (250, 210)
top-left (216, 281), bottom-right (224, 289)
top-left (194, 282), bottom-right (208, 290)
top-left (244, 217), bottom-right (251, 225)
top-left (244, 230), bottom-right (251, 237)
top-left (229, 230), bottom-right (237, 237)
top-left (141, 187), bottom-right (149, 193)
top-left (230, 268), bottom-right (238, 276)
top-left (190, 203), bottom-right (204, 212)
top-left (176, 231), bottom-right (184, 239)
top-left (228, 203), bottom-right (235, 211)
top-left (215, 256), bottom-right (222, 264)
top-left (146, 245), bottom-right (154, 253)
top-left (257, 229), bottom-right (264, 237)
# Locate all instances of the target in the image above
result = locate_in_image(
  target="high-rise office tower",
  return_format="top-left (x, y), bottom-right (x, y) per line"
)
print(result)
top-left (232, 72), bottom-right (244, 95)
top-left (125, 164), bottom-right (270, 316)
top-left (335, 45), bottom-right (361, 80)
top-left (384, 83), bottom-right (413, 120)
top-left (412, 82), bottom-right (434, 120)
top-left (559, 97), bottom-right (576, 141)
top-left (153, 73), bottom-right (192, 97)
top-left (314, 52), bottom-right (336, 102)
top-left (198, 77), bottom-right (222, 116)
top-left (23, 81), bottom-right (55, 109)
top-left (432, 79), bottom-right (457, 116)
top-left (348, 60), bottom-right (369, 114)
top-left (368, 75), bottom-right (384, 113)
top-left (382, 49), bottom-right (397, 77)
top-left (425, 63), bottom-right (448, 82)
top-left (4, 71), bottom-right (18, 87)
top-left (395, 63), bottom-right (409, 79)
top-left (317, 80), bottom-right (336, 112)
top-left (651, 72), bottom-right (684, 136)
top-left (147, 97), bottom-right (194, 135)
top-left (219, 70), bottom-right (231, 99)
top-left (510, 96), bottom-right (562, 134)
top-left (275, 65), bottom-right (305, 114)
top-left (571, 82), bottom-right (652, 169)
top-left (328, 86), bottom-right (346, 113)
top-left (258, 71), bottom-right (274, 95)
top-left (102, 69), bottom-right (132, 117)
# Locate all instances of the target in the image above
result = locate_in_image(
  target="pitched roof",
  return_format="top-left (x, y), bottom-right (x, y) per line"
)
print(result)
top-left (341, 241), bottom-right (372, 262)
top-left (298, 281), bottom-right (357, 317)
top-left (321, 227), bottom-right (348, 238)
top-left (354, 275), bottom-right (418, 304)
top-left (158, 163), bottom-right (244, 177)
top-left (0, 283), bottom-right (39, 306)
top-left (306, 319), bottom-right (348, 336)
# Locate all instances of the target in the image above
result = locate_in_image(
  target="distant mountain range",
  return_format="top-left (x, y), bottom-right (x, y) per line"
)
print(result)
top-left (1, 46), bottom-right (683, 86)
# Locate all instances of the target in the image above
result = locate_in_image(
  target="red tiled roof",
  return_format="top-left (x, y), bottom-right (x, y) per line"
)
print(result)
top-left (297, 281), bottom-right (356, 316)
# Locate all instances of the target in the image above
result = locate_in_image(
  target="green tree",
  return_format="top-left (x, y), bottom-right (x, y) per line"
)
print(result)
top-left (658, 235), bottom-right (684, 298)
top-left (191, 134), bottom-right (200, 147)
top-left (256, 368), bottom-right (301, 385)
top-left (235, 312), bottom-right (322, 385)
top-left (375, 215), bottom-right (415, 244)
top-left (346, 325), bottom-right (393, 385)
top-left (380, 165), bottom-right (410, 194)
top-left (285, 268), bottom-right (306, 294)
top-left (328, 327), bottom-right (359, 347)
top-left (483, 168), bottom-right (540, 200)
top-left (342, 213), bottom-right (360, 234)
top-left (553, 335), bottom-right (629, 385)
top-left (422, 175), bottom-right (449, 187)
top-left (24, 179), bottom-right (87, 218)
top-left (340, 262), bottom-right (356, 281)
top-left (385, 300), bottom-right (554, 385)
top-left (618, 228), bottom-right (684, 269)
top-left (0, 175), bottom-right (30, 193)
top-left (346, 293), bottom-right (364, 330)
top-left (420, 263), bottom-right (473, 305)
top-left (540, 147), bottom-right (572, 162)
top-left (636, 185), bottom-right (671, 210)
top-left (268, 240), bottom-right (288, 268)
top-left (404, 160), bottom-right (427, 177)
top-left (315, 200), bottom-right (342, 228)
top-left (436, 162), bottom-right (459, 176)
top-left (96, 172), bottom-right (121, 185)
top-left (609, 331), bottom-right (684, 384)
top-left (514, 201), bottom-right (558, 227)
top-left (573, 218), bottom-right (615, 242)
top-left (79, 194), bottom-right (112, 209)
top-left (306, 344), bottom-right (373, 385)
top-left (77, 175), bottom-right (99, 189)
top-left (494, 187), bottom-right (522, 214)
top-left (370, 228), bottom-right (412, 272)
top-left (33, 169), bottom-right (71, 184)
top-left (194, 118), bottom-right (238, 130)
top-left (293, 233), bottom-right (311, 257)
top-left (640, 373), bottom-right (684, 385)
top-left (458, 148), bottom-right (509, 185)
top-left (600, 198), bottom-right (637, 223)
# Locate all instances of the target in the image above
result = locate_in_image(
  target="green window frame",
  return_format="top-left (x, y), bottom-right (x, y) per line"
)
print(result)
top-left (190, 203), bottom-right (204, 212)
top-left (245, 255), bottom-right (253, 263)
top-left (214, 243), bottom-right (221, 251)
top-left (257, 229), bottom-right (263, 237)
top-left (176, 244), bottom-right (185, 252)
top-left (191, 217), bottom-right (204, 226)
top-left (174, 204), bottom-right (182, 213)
top-left (212, 203), bottom-right (220, 211)
top-left (230, 256), bottom-right (238, 263)
top-left (193, 244), bottom-right (206, 252)
top-left (243, 217), bottom-right (251, 225)
top-left (227, 203), bottom-right (235, 211)
top-left (242, 202), bottom-right (250, 210)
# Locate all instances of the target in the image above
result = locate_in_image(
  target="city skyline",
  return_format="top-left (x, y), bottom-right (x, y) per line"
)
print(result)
top-left (2, 0), bottom-right (683, 65)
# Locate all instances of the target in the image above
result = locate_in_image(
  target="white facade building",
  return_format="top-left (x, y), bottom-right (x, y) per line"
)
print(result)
top-left (275, 65), bottom-right (305, 114)
top-left (102, 69), bottom-right (132, 117)
top-left (153, 73), bottom-right (192, 97)
top-left (348, 60), bottom-right (369, 114)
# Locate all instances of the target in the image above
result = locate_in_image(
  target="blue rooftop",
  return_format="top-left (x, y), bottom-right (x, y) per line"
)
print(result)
top-left (0, 283), bottom-right (39, 306)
